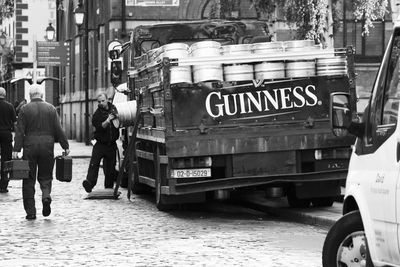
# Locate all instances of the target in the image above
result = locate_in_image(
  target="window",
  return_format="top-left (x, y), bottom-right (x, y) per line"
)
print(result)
top-left (360, 31), bottom-right (400, 154)
top-left (382, 36), bottom-right (400, 125)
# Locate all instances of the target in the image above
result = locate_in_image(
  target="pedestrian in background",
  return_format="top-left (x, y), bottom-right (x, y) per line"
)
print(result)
top-left (82, 92), bottom-right (119, 193)
top-left (16, 99), bottom-right (27, 116)
top-left (0, 87), bottom-right (16, 193)
top-left (12, 85), bottom-right (69, 220)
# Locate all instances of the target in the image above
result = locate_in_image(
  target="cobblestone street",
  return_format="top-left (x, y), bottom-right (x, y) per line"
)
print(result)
top-left (1, 158), bottom-right (327, 267)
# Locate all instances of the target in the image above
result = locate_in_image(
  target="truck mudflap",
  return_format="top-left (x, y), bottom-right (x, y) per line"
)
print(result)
top-left (158, 169), bottom-right (347, 195)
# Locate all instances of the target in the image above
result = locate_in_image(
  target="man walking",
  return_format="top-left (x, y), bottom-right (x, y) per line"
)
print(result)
top-left (13, 85), bottom-right (69, 220)
top-left (82, 92), bottom-right (119, 193)
top-left (0, 87), bottom-right (16, 193)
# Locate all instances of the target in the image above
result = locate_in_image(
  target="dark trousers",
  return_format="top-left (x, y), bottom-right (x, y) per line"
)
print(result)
top-left (22, 136), bottom-right (54, 215)
top-left (86, 142), bottom-right (117, 189)
top-left (0, 131), bottom-right (12, 190)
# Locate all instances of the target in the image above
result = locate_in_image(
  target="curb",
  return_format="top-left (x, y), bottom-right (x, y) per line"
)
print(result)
top-left (241, 199), bottom-right (338, 229)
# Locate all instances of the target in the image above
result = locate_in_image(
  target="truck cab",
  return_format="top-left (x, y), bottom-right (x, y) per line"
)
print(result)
top-left (323, 24), bottom-right (400, 267)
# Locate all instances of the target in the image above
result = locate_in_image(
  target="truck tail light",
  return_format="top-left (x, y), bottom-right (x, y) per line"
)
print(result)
top-left (314, 148), bottom-right (351, 160)
top-left (171, 156), bottom-right (212, 168)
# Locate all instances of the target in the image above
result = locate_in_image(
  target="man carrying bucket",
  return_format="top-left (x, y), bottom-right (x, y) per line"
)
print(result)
top-left (82, 92), bottom-right (119, 193)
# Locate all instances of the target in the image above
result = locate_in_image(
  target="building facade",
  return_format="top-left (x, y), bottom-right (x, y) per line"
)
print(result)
top-left (1, 0), bottom-right (57, 106)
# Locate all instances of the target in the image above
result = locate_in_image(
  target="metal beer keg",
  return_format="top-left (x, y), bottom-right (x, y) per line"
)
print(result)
top-left (283, 40), bottom-right (316, 52)
top-left (112, 100), bottom-right (138, 128)
top-left (316, 56), bottom-right (348, 76)
top-left (163, 43), bottom-right (192, 84)
top-left (224, 64), bottom-right (254, 81)
top-left (254, 61), bottom-right (285, 80)
top-left (190, 41), bottom-right (221, 57)
top-left (193, 65), bottom-right (223, 83)
top-left (191, 41), bottom-right (223, 83)
top-left (285, 60), bottom-right (316, 78)
top-left (163, 43), bottom-right (189, 58)
top-left (251, 42), bottom-right (284, 54)
top-left (221, 44), bottom-right (252, 56)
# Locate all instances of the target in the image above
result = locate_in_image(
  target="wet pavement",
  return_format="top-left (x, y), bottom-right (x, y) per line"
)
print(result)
top-left (1, 150), bottom-right (328, 266)
top-left (0, 140), bottom-right (346, 266)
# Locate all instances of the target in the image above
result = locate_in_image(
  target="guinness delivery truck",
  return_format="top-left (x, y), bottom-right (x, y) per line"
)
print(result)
top-left (110, 20), bottom-right (356, 210)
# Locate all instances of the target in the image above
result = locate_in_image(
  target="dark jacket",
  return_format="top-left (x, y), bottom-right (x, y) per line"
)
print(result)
top-left (13, 98), bottom-right (69, 152)
top-left (92, 102), bottom-right (119, 144)
top-left (0, 98), bottom-right (16, 132)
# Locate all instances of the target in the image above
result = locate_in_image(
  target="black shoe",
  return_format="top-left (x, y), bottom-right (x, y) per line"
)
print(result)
top-left (42, 198), bottom-right (51, 217)
top-left (82, 180), bottom-right (92, 193)
top-left (25, 214), bottom-right (36, 220)
top-left (0, 188), bottom-right (8, 193)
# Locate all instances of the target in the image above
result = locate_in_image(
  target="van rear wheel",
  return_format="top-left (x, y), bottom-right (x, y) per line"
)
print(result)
top-left (322, 210), bottom-right (373, 267)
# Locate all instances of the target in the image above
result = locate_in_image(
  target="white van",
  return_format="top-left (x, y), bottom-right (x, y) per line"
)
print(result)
top-left (322, 25), bottom-right (400, 266)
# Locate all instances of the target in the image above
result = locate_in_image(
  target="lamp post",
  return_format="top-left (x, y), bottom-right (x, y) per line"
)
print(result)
top-left (74, 1), bottom-right (90, 145)
top-left (0, 32), bottom-right (5, 85)
top-left (45, 23), bottom-right (55, 41)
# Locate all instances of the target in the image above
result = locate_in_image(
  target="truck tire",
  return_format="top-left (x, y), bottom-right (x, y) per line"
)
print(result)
top-left (312, 197), bottom-right (334, 207)
top-left (155, 174), bottom-right (176, 211)
top-left (131, 175), bottom-right (147, 194)
top-left (322, 210), bottom-right (373, 267)
top-left (287, 187), bottom-right (311, 208)
top-left (129, 160), bottom-right (148, 195)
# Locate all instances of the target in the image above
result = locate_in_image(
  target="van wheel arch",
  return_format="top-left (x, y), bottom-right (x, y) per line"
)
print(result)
top-left (343, 195), bottom-right (359, 214)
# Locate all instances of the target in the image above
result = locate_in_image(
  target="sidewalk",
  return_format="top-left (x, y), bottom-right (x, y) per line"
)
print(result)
top-left (242, 192), bottom-right (342, 228)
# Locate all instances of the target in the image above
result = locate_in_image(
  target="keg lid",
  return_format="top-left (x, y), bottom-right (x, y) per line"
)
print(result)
top-left (284, 40), bottom-right (315, 49)
top-left (190, 41), bottom-right (221, 51)
top-left (251, 42), bottom-right (283, 52)
top-left (222, 44), bottom-right (251, 54)
top-left (163, 43), bottom-right (189, 51)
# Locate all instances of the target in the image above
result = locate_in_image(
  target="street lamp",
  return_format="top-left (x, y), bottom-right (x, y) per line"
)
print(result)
top-left (45, 23), bottom-right (55, 41)
top-left (74, 1), bottom-right (90, 145)
top-left (74, 3), bottom-right (84, 26)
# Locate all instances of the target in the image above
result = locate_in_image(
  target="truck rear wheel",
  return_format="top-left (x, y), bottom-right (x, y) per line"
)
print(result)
top-left (312, 197), bottom-right (334, 207)
top-left (322, 210), bottom-right (373, 267)
top-left (155, 175), bottom-right (175, 211)
top-left (130, 172), bottom-right (148, 194)
top-left (287, 187), bottom-right (311, 208)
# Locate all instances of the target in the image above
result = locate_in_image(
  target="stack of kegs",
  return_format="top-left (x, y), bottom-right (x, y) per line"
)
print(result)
top-left (163, 43), bottom-right (192, 84)
top-left (252, 42), bottom-right (285, 80)
top-left (190, 41), bottom-right (223, 83)
top-left (283, 40), bottom-right (318, 78)
top-left (222, 44), bottom-right (253, 82)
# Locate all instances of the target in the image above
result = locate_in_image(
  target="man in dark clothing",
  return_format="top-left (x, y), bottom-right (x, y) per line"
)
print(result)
top-left (12, 85), bottom-right (69, 220)
top-left (0, 87), bottom-right (17, 193)
top-left (82, 93), bottom-right (119, 193)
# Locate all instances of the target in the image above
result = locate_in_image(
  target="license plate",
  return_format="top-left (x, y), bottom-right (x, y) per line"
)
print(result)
top-left (171, 168), bottom-right (211, 178)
